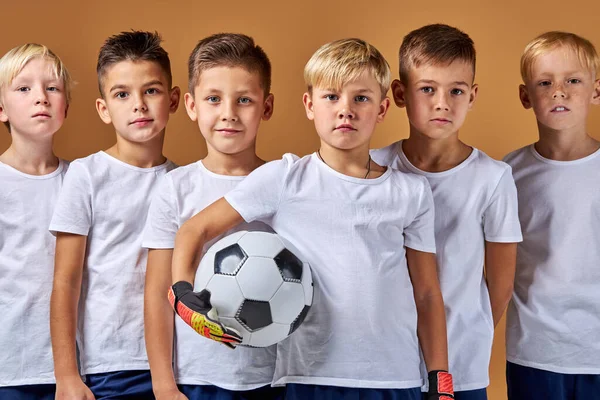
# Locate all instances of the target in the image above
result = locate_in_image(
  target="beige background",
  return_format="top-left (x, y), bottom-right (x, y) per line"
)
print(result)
top-left (2, 1), bottom-right (599, 398)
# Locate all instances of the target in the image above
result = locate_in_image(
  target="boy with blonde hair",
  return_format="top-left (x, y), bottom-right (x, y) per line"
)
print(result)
top-left (0, 43), bottom-right (71, 400)
top-left (371, 24), bottom-right (523, 400)
top-left (143, 33), bottom-right (283, 400)
top-left (169, 38), bottom-right (455, 400)
top-left (50, 31), bottom-right (180, 399)
top-left (504, 31), bottom-right (600, 400)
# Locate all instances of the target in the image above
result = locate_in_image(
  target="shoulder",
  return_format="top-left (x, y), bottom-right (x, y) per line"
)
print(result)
top-left (164, 161), bottom-right (201, 181)
top-left (471, 148), bottom-right (513, 177)
top-left (502, 145), bottom-right (531, 167)
top-left (371, 141), bottom-right (400, 166)
top-left (388, 168), bottom-right (430, 195)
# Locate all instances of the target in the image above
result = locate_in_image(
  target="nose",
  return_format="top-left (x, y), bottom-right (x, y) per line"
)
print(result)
top-left (133, 94), bottom-right (148, 112)
top-left (35, 88), bottom-right (49, 105)
top-left (552, 85), bottom-right (567, 99)
top-left (338, 97), bottom-right (355, 120)
top-left (435, 91), bottom-right (450, 111)
top-left (220, 100), bottom-right (238, 122)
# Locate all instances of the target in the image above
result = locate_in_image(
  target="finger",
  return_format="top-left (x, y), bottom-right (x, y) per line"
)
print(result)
top-left (210, 331), bottom-right (243, 344)
top-left (220, 341), bottom-right (237, 349)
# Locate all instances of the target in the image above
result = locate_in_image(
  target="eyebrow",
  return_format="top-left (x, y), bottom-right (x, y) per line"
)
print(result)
top-left (109, 80), bottom-right (165, 93)
top-left (416, 79), bottom-right (470, 87)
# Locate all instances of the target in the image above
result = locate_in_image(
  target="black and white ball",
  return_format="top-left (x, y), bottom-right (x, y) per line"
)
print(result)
top-left (194, 231), bottom-right (313, 347)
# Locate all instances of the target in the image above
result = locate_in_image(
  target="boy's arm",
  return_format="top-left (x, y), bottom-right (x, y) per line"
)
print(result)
top-left (51, 232), bottom-right (95, 399)
top-left (406, 248), bottom-right (448, 372)
top-left (145, 249), bottom-right (187, 399)
top-left (484, 241), bottom-right (517, 327)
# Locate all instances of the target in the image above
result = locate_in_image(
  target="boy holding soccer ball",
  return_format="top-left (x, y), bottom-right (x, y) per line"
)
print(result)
top-left (170, 38), bottom-right (454, 400)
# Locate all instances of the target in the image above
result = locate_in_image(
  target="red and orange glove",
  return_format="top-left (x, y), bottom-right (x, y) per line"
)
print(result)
top-left (168, 281), bottom-right (243, 348)
top-left (426, 370), bottom-right (454, 400)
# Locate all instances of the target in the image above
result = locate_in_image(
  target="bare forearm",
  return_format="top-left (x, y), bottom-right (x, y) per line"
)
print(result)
top-left (416, 291), bottom-right (449, 372)
top-left (488, 279), bottom-right (513, 327)
top-left (50, 281), bottom-right (81, 379)
top-left (171, 222), bottom-right (205, 284)
top-left (485, 242), bottom-right (517, 327)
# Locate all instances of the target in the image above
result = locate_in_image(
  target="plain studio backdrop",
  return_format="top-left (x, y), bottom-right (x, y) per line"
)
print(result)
top-left (1, 1), bottom-right (599, 399)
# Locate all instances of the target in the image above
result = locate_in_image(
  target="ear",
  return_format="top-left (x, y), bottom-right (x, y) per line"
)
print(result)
top-left (519, 84), bottom-right (532, 109)
top-left (303, 92), bottom-right (315, 120)
top-left (0, 103), bottom-right (8, 123)
top-left (376, 97), bottom-right (391, 123)
top-left (64, 103), bottom-right (69, 119)
top-left (391, 79), bottom-right (407, 108)
top-left (591, 78), bottom-right (600, 105)
top-left (169, 86), bottom-right (181, 114)
top-left (262, 93), bottom-right (274, 121)
top-left (184, 92), bottom-right (198, 121)
top-left (95, 98), bottom-right (112, 124)
top-left (468, 83), bottom-right (479, 110)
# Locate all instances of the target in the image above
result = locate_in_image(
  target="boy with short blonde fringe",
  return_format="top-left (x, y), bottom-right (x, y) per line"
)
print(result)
top-left (503, 31), bottom-right (600, 400)
top-left (143, 33), bottom-right (284, 400)
top-left (168, 38), bottom-right (455, 400)
top-left (371, 24), bottom-right (523, 400)
top-left (0, 43), bottom-right (71, 400)
top-left (50, 31), bottom-right (180, 399)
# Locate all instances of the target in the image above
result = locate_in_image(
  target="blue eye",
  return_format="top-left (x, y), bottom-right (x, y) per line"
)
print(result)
top-left (47, 86), bottom-right (59, 92)
top-left (420, 87), bottom-right (434, 94)
top-left (238, 97), bottom-right (251, 104)
top-left (17, 87), bottom-right (30, 92)
top-left (207, 96), bottom-right (220, 103)
top-left (355, 95), bottom-right (369, 102)
top-left (325, 94), bottom-right (338, 101)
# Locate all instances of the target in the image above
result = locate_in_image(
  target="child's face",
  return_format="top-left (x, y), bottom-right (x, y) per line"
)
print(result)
top-left (185, 66), bottom-right (273, 156)
top-left (96, 60), bottom-right (179, 143)
top-left (0, 57), bottom-right (68, 138)
top-left (520, 46), bottom-right (600, 132)
top-left (303, 70), bottom-right (389, 152)
top-left (394, 60), bottom-right (477, 140)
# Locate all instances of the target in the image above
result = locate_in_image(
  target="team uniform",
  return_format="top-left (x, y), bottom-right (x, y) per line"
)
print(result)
top-left (223, 153), bottom-right (436, 399)
top-left (372, 141), bottom-right (523, 400)
top-left (49, 151), bottom-right (175, 399)
top-left (142, 160), bottom-right (283, 399)
top-left (504, 145), bottom-right (600, 400)
top-left (0, 160), bottom-right (67, 400)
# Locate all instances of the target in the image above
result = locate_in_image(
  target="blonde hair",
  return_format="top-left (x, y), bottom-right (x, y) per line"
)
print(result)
top-left (304, 38), bottom-right (390, 98)
top-left (521, 31), bottom-right (599, 82)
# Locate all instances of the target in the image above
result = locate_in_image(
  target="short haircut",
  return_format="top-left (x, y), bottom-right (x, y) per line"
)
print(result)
top-left (96, 30), bottom-right (172, 96)
top-left (304, 38), bottom-right (390, 98)
top-left (187, 33), bottom-right (271, 96)
top-left (0, 43), bottom-right (72, 132)
top-left (521, 31), bottom-right (599, 82)
top-left (399, 24), bottom-right (476, 83)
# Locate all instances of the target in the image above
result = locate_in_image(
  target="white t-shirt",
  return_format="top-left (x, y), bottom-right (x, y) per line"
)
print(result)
top-left (372, 141), bottom-right (522, 391)
top-left (504, 145), bottom-right (600, 374)
top-left (225, 153), bottom-right (436, 389)
top-left (0, 160), bottom-right (67, 387)
top-left (142, 160), bottom-right (277, 390)
top-left (49, 151), bottom-right (175, 375)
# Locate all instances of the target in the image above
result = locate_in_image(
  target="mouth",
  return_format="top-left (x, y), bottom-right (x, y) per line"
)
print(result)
top-left (216, 128), bottom-right (242, 135)
top-left (32, 112), bottom-right (51, 118)
top-left (129, 118), bottom-right (154, 126)
top-left (551, 106), bottom-right (570, 113)
top-left (430, 118), bottom-right (451, 124)
top-left (335, 124), bottom-right (356, 132)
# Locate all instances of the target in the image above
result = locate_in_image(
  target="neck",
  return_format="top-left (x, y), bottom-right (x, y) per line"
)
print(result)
top-left (106, 129), bottom-right (167, 168)
top-left (0, 132), bottom-right (59, 175)
top-left (535, 122), bottom-right (599, 161)
top-left (202, 144), bottom-right (264, 176)
top-left (318, 142), bottom-right (384, 179)
top-left (403, 128), bottom-right (471, 172)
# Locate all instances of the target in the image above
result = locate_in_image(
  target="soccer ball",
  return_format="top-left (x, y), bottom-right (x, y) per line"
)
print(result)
top-left (194, 230), bottom-right (313, 347)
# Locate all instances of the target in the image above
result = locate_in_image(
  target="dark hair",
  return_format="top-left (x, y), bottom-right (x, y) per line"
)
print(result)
top-left (188, 33), bottom-right (271, 95)
top-left (96, 30), bottom-right (172, 96)
top-left (399, 24), bottom-right (476, 82)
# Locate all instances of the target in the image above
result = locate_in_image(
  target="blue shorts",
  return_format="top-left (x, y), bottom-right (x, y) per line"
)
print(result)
top-left (450, 388), bottom-right (487, 400)
top-left (507, 361), bottom-right (600, 400)
top-left (284, 384), bottom-right (422, 400)
top-left (85, 369), bottom-right (154, 399)
top-left (179, 384), bottom-right (284, 400)
top-left (0, 384), bottom-right (55, 400)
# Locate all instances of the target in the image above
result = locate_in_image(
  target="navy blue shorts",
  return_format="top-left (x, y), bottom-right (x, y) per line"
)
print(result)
top-left (284, 384), bottom-right (422, 400)
top-left (0, 384), bottom-right (55, 400)
top-left (507, 361), bottom-right (600, 400)
top-left (85, 369), bottom-right (154, 399)
top-left (452, 388), bottom-right (487, 400)
top-left (179, 384), bottom-right (284, 400)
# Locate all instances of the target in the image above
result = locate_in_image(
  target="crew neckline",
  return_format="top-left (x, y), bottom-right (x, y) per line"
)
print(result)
top-left (528, 144), bottom-right (600, 166)
top-left (100, 151), bottom-right (172, 172)
top-left (197, 160), bottom-right (248, 181)
top-left (0, 158), bottom-right (65, 180)
top-left (311, 152), bottom-right (392, 184)
top-left (396, 140), bottom-right (478, 178)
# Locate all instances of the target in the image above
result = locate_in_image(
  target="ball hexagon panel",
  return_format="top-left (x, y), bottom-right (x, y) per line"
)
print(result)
top-left (301, 262), bottom-right (314, 306)
top-left (205, 274), bottom-right (245, 318)
top-left (207, 230), bottom-right (248, 253)
top-left (274, 248), bottom-right (304, 282)
top-left (236, 299), bottom-right (272, 331)
top-left (237, 231), bottom-right (285, 258)
top-left (270, 282), bottom-right (306, 324)
top-left (235, 257), bottom-right (283, 301)
top-left (248, 323), bottom-right (291, 347)
top-left (289, 305), bottom-right (311, 335)
top-left (214, 244), bottom-right (247, 275)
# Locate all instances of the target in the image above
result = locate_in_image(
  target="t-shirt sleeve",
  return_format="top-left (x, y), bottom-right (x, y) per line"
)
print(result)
top-left (49, 161), bottom-right (93, 236)
top-left (483, 165), bottom-right (523, 243)
top-left (142, 174), bottom-right (178, 249)
top-left (404, 176), bottom-right (436, 253)
top-left (225, 154), bottom-right (295, 223)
